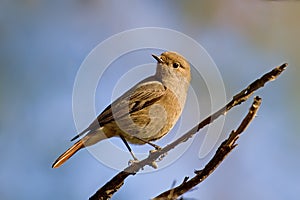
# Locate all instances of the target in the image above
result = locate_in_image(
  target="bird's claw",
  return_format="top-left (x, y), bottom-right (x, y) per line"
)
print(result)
top-left (148, 161), bottom-right (158, 169)
top-left (149, 149), bottom-right (168, 163)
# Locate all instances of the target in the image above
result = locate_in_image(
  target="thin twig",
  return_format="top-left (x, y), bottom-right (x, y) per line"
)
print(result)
top-left (89, 63), bottom-right (287, 200)
top-left (152, 96), bottom-right (262, 200)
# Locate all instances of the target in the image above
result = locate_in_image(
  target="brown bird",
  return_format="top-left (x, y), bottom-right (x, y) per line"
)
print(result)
top-left (52, 51), bottom-right (191, 168)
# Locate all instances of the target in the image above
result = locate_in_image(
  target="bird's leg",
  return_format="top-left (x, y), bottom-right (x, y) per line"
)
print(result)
top-left (119, 135), bottom-right (138, 161)
top-left (120, 135), bottom-right (161, 169)
top-left (131, 135), bottom-right (161, 150)
top-left (130, 135), bottom-right (167, 168)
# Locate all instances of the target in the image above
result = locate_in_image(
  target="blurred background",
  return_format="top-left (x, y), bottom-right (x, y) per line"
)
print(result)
top-left (0, 0), bottom-right (299, 199)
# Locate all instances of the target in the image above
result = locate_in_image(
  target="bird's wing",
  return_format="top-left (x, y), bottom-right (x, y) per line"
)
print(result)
top-left (71, 80), bottom-right (166, 141)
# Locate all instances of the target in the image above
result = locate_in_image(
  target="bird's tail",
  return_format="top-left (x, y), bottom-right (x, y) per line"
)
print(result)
top-left (52, 140), bottom-right (84, 168)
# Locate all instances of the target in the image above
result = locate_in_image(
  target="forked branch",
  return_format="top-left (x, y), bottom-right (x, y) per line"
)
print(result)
top-left (89, 63), bottom-right (287, 200)
top-left (153, 96), bottom-right (262, 199)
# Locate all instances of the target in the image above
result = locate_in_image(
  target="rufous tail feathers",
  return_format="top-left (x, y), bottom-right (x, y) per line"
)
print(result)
top-left (52, 140), bottom-right (84, 168)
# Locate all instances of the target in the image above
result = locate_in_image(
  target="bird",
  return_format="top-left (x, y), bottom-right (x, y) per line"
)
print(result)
top-left (52, 51), bottom-right (191, 168)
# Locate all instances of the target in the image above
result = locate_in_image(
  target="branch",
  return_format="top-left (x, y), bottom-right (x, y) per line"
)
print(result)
top-left (89, 63), bottom-right (287, 200)
top-left (152, 96), bottom-right (262, 200)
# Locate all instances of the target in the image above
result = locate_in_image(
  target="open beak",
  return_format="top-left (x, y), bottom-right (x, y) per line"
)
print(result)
top-left (152, 54), bottom-right (163, 63)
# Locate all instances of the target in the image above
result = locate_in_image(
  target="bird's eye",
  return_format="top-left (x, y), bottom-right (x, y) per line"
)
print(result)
top-left (173, 62), bottom-right (180, 68)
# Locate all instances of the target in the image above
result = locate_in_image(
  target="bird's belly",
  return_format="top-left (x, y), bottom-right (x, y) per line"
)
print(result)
top-left (103, 95), bottom-right (182, 144)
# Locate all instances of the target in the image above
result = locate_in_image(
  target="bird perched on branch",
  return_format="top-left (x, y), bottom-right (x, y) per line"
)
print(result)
top-left (52, 51), bottom-right (191, 168)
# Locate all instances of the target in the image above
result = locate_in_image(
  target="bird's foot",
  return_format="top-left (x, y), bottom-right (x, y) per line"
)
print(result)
top-left (157, 152), bottom-right (167, 162)
top-left (148, 161), bottom-right (158, 169)
top-left (151, 143), bottom-right (162, 150)
top-left (128, 158), bottom-right (139, 165)
top-left (149, 148), bottom-right (168, 162)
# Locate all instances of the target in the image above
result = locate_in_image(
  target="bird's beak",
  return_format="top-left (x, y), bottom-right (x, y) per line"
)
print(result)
top-left (152, 54), bottom-right (163, 63)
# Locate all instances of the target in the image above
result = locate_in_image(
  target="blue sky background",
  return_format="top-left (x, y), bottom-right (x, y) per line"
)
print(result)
top-left (1, 1), bottom-right (299, 200)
